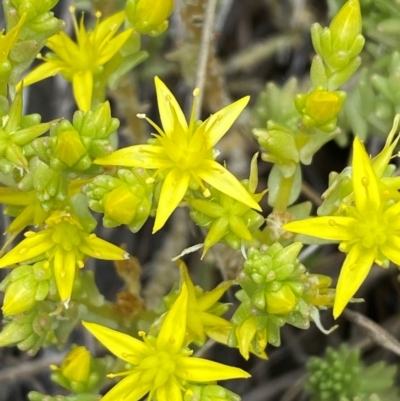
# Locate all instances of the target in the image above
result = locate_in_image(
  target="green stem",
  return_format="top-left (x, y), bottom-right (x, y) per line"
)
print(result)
top-left (274, 173), bottom-right (295, 212)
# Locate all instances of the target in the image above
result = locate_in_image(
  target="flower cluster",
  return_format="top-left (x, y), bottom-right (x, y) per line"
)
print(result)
top-left (0, 210), bottom-right (128, 305)
top-left (83, 283), bottom-right (250, 401)
top-left (21, 8), bottom-right (133, 111)
top-left (95, 76), bottom-right (261, 233)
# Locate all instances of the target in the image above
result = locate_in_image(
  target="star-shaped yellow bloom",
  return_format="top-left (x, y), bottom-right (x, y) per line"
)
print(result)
top-left (284, 137), bottom-right (400, 318)
top-left (21, 8), bottom-right (133, 111)
top-left (0, 210), bottom-right (128, 303)
top-left (95, 77), bottom-right (261, 233)
top-left (83, 283), bottom-right (250, 401)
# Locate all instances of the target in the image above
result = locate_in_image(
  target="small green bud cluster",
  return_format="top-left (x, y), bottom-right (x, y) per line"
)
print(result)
top-left (306, 345), bottom-right (399, 401)
top-left (32, 102), bottom-right (118, 175)
top-left (229, 242), bottom-right (334, 359)
top-left (0, 262), bottom-right (56, 315)
top-left (83, 167), bottom-right (153, 232)
top-left (29, 159), bottom-right (68, 211)
top-left (184, 384), bottom-right (241, 401)
top-left (242, 242), bottom-right (307, 315)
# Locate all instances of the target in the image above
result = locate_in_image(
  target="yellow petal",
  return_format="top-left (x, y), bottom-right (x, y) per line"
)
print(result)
top-left (177, 261), bottom-right (206, 340)
top-left (101, 372), bottom-right (148, 401)
top-left (283, 216), bottom-right (356, 241)
top-left (82, 321), bottom-right (150, 364)
top-left (73, 70), bottom-right (93, 112)
top-left (61, 346), bottom-right (91, 383)
top-left (53, 248), bottom-right (76, 302)
top-left (333, 244), bottom-right (375, 319)
top-left (197, 280), bottom-right (232, 311)
top-left (197, 160), bottom-right (261, 211)
top-left (372, 115), bottom-right (400, 176)
top-left (94, 144), bottom-right (168, 168)
top-left (47, 32), bottom-right (80, 62)
top-left (153, 169), bottom-right (190, 233)
top-left (96, 29), bottom-right (133, 65)
top-left (20, 62), bottom-right (64, 88)
top-left (229, 215), bottom-right (253, 242)
top-left (235, 317), bottom-right (257, 360)
top-left (380, 235), bottom-right (400, 266)
top-left (156, 377), bottom-right (183, 401)
top-left (0, 188), bottom-right (31, 205)
top-left (203, 96), bottom-right (250, 148)
top-left (0, 231), bottom-right (53, 268)
top-left (93, 11), bottom-right (126, 44)
top-left (154, 76), bottom-right (188, 136)
top-left (175, 355), bottom-right (250, 382)
top-left (203, 217), bottom-right (229, 257)
top-left (383, 200), bottom-right (400, 221)
top-left (156, 282), bottom-right (188, 353)
top-left (199, 312), bottom-right (231, 329)
top-left (352, 137), bottom-right (381, 214)
top-left (80, 234), bottom-right (128, 260)
top-left (177, 260), bottom-right (197, 306)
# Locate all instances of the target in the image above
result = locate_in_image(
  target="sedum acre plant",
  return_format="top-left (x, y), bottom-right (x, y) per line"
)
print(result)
top-left (0, 0), bottom-right (399, 399)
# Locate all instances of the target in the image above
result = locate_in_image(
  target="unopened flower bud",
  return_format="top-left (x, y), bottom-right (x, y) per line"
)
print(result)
top-left (126, 0), bottom-right (174, 36)
top-left (330, 0), bottom-right (362, 53)
top-left (54, 130), bottom-right (88, 168)
top-left (295, 88), bottom-right (346, 132)
top-left (103, 184), bottom-right (141, 224)
top-left (265, 285), bottom-right (297, 314)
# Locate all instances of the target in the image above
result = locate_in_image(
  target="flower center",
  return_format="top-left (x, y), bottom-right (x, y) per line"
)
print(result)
top-left (139, 350), bottom-right (176, 389)
top-left (163, 132), bottom-right (207, 171)
top-left (51, 220), bottom-right (83, 251)
top-left (352, 211), bottom-right (388, 248)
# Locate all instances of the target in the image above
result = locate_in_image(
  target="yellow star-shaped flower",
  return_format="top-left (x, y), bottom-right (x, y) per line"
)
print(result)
top-left (21, 8), bottom-right (133, 111)
top-left (0, 210), bottom-right (128, 303)
top-left (95, 77), bottom-right (261, 232)
top-left (284, 137), bottom-right (400, 318)
top-left (83, 283), bottom-right (250, 401)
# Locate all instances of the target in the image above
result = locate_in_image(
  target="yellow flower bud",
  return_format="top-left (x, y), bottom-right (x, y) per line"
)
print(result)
top-left (60, 346), bottom-right (91, 384)
top-left (103, 184), bottom-right (140, 224)
top-left (295, 88), bottom-right (346, 132)
top-left (126, 0), bottom-right (174, 36)
top-left (265, 285), bottom-right (297, 314)
top-left (3, 277), bottom-right (37, 315)
top-left (54, 130), bottom-right (87, 168)
top-left (330, 0), bottom-right (362, 52)
top-left (304, 90), bottom-right (344, 125)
